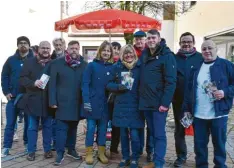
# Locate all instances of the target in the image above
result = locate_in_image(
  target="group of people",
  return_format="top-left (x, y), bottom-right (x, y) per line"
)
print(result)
top-left (1, 29), bottom-right (233, 168)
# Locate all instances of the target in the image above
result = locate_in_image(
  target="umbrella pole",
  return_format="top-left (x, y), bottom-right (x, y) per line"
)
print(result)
top-left (109, 30), bottom-right (111, 42)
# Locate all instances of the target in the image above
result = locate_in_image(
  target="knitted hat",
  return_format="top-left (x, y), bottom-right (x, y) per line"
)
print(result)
top-left (17, 36), bottom-right (31, 46)
top-left (133, 31), bottom-right (146, 37)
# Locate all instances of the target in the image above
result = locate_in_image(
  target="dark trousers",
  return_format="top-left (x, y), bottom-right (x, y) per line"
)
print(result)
top-left (144, 111), bottom-right (168, 167)
top-left (3, 99), bottom-right (28, 148)
top-left (172, 102), bottom-right (187, 159)
top-left (56, 120), bottom-right (79, 155)
top-left (193, 117), bottom-right (228, 168)
top-left (110, 125), bottom-right (120, 152)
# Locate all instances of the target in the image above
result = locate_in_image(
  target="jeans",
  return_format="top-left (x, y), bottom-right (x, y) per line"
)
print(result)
top-left (52, 119), bottom-right (56, 143)
top-left (85, 119), bottom-right (108, 147)
top-left (27, 115), bottom-right (52, 153)
top-left (144, 111), bottom-right (168, 167)
top-left (120, 128), bottom-right (140, 161)
top-left (193, 117), bottom-right (228, 168)
top-left (3, 99), bottom-right (28, 148)
top-left (56, 120), bottom-right (79, 155)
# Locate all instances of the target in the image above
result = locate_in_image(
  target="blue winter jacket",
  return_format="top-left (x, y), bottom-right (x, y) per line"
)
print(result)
top-left (139, 39), bottom-right (177, 111)
top-left (183, 57), bottom-right (234, 117)
top-left (106, 60), bottom-right (144, 128)
top-left (1, 49), bottom-right (34, 97)
top-left (82, 59), bottom-right (113, 120)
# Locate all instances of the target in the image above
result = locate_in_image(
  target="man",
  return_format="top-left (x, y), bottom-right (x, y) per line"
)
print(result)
top-left (19, 41), bottom-right (53, 161)
top-left (1, 36), bottom-right (33, 157)
top-left (112, 41), bottom-right (121, 62)
top-left (51, 37), bottom-right (66, 59)
top-left (49, 40), bottom-right (87, 166)
top-left (183, 40), bottom-right (234, 168)
top-left (139, 29), bottom-right (177, 168)
top-left (50, 37), bottom-right (66, 151)
top-left (134, 30), bottom-right (153, 162)
top-left (172, 32), bottom-right (202, 167)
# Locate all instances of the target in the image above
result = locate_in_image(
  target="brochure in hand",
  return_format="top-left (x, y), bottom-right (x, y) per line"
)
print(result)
top-left (180, 112), bottom-right (193, 128)
top-left (39, 74), bottom-right (50, 89)
top-left (121, 72), bottom-right (134, 90)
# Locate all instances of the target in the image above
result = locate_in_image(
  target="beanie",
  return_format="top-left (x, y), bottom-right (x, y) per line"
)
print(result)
top-left (17, 36), bottom-right (31, 46)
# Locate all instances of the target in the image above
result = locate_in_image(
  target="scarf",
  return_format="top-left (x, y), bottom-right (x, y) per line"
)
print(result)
top-left (177, 47), bottom-right (197, 58)
top-left (65, 53), bottom-right (80, 68)
top-left (37, 56), bottom-right (51, 67)
top-left (122, 58), bottom-right (138, 70)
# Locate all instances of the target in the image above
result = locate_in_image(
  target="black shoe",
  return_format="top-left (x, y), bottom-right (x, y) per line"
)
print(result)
top-left (119, 159), bottom-right (130, 168)
top-left (54, 153), bottom-right (64, 166)
top-left (146, 153), bottom-right (153, 162)
top-left (173, 158), bottom-right (186, 167)
top-left (44, 150), bottom-right (53, 159)
top-left (27, 153), bottom-right (35, 161)
top-left (67, 149), bottom-right (82, 160)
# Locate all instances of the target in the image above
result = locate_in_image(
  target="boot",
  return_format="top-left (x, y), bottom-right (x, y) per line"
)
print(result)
top-left (85, 147), bottom-right (94, 165)
top-left (98, 146), bottom-right (108, 164)
top-left (143, 162), bottom-right (155, 168)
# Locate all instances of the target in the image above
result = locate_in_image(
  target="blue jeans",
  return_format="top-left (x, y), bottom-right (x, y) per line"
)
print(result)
top-left (193, 117), bottom-right (228, 168)
top-left (52, 119), bottom-right (56, 143)
top-left (144, 111), bottom-right (168, 167)
top-left (27, 115), bottom-right (52, 154)
top-left (3, 99), bottom-right (28, 148)
top-left (85, 119), bottom-right (108, 147)
top-left (56, 120), bottom-right (78, 155)
top-left (120, 128), bottom-right (140, 161)
top-left (139, 123), bottom-right (154, 154)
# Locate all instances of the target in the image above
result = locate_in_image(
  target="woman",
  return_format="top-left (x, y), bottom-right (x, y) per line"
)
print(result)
top-left (107, 44), bottom-right (144, 168)
top-left (82, 41), bottom-right (114, 165)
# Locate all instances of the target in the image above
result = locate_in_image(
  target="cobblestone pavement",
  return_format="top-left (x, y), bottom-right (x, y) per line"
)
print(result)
top-left (1, 104), bottom-right (234, 168)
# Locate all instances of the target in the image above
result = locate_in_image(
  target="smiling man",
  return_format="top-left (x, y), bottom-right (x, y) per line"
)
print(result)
top-left (139, 29), bottom-right (177, 168)
top-left (172, 32), bottom-right (202, 167)
top-left (19, 41), bottom-right (53, 161)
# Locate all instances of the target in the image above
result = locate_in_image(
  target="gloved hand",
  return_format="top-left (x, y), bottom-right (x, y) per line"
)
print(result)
top-left (84, 103), bottom-right (92, 113)
top-left (118, 84), bottom-right (128, 91)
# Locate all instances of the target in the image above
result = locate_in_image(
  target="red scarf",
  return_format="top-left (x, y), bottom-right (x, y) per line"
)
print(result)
top-left (37, 56), bottom-right (51, 66)
top-left (65, 53), bottom-right (80, 67)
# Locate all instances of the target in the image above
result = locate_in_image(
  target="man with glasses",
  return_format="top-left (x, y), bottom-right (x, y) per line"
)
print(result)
top-left (172, 32), bottom-right (202, 167)
top-left (1, 36), bottom-right (34, 157)
top-left (20, 41), bottom-right (53, 161)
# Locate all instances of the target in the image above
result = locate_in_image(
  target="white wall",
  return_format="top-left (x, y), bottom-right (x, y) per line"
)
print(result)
top-left (160, 20), bottom-right (175, 52)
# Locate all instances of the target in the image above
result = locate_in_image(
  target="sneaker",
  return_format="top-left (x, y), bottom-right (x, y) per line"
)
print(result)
top-left (146, 153), bottom-right (153, 162)
top-left (27, 153), bottom-right (35, 161)
top-left (173, 157), bottom-right (186, 167)
top-left (67, 149), bottom-right (82, 160)
top-left (54, 153), bottom-right (64, 166)
top-left (13, 133), bottom-right (19, 142)
top-left (119, 159), bottom-right (130, 168)
top-left (130, 161), bottom-right (138, 168)
top-left (1, 148), bottom-right (10, 157)
top-left (44, 150), bottom-right (53, 159)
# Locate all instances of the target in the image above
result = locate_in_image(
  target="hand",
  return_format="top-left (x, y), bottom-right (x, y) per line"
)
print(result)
top-left (51, 105), bottom-right (58, 108)
top-left (118, 84), bottom-right (128, 91)
top-left (34, 80), bottom-right (43, 88)
top-left (213, 90), bottom-right (224, 100)
top-left (84, 103), bottom-right (92, 112)
top-left (159, 105), bottom-right (168, 112)
top-left (6, 93), bottom-right (13, 101)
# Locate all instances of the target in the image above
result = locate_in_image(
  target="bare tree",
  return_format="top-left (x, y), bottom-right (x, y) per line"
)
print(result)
top-left (83, 1), bottom-right (196, 44)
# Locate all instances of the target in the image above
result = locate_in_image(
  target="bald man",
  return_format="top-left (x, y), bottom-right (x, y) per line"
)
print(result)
top-left (183, 40), bottom-right (234, 168)
top-left (20, 41), bottom-right (53, 161)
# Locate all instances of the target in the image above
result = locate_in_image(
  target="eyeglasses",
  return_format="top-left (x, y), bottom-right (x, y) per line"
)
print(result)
top-left (40, 47), bottom-right (50, 50)
top-left (181, 41), bottom-right (193, 45)
top-left (19, 42), bottom-right (29, 45)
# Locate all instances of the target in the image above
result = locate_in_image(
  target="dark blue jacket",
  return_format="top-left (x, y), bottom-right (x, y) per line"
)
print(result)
top-left (106, 61), bottom-right (144, 128)
top-left (173, 51), bottom-right (203, 103)
top-left (49, 56), bottom-right (87, 121)
top-left (139, 39), bottom-right (177, 111)
top-left (1, 49), bottom-right (34, 96)
top-left (183, 57), bottom-right (234, 117)
top-left (82, 59), bottom-right (113, 120)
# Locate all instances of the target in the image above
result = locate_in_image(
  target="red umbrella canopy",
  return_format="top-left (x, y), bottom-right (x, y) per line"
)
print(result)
top-left (55, 9), bottom-right (161, 33)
